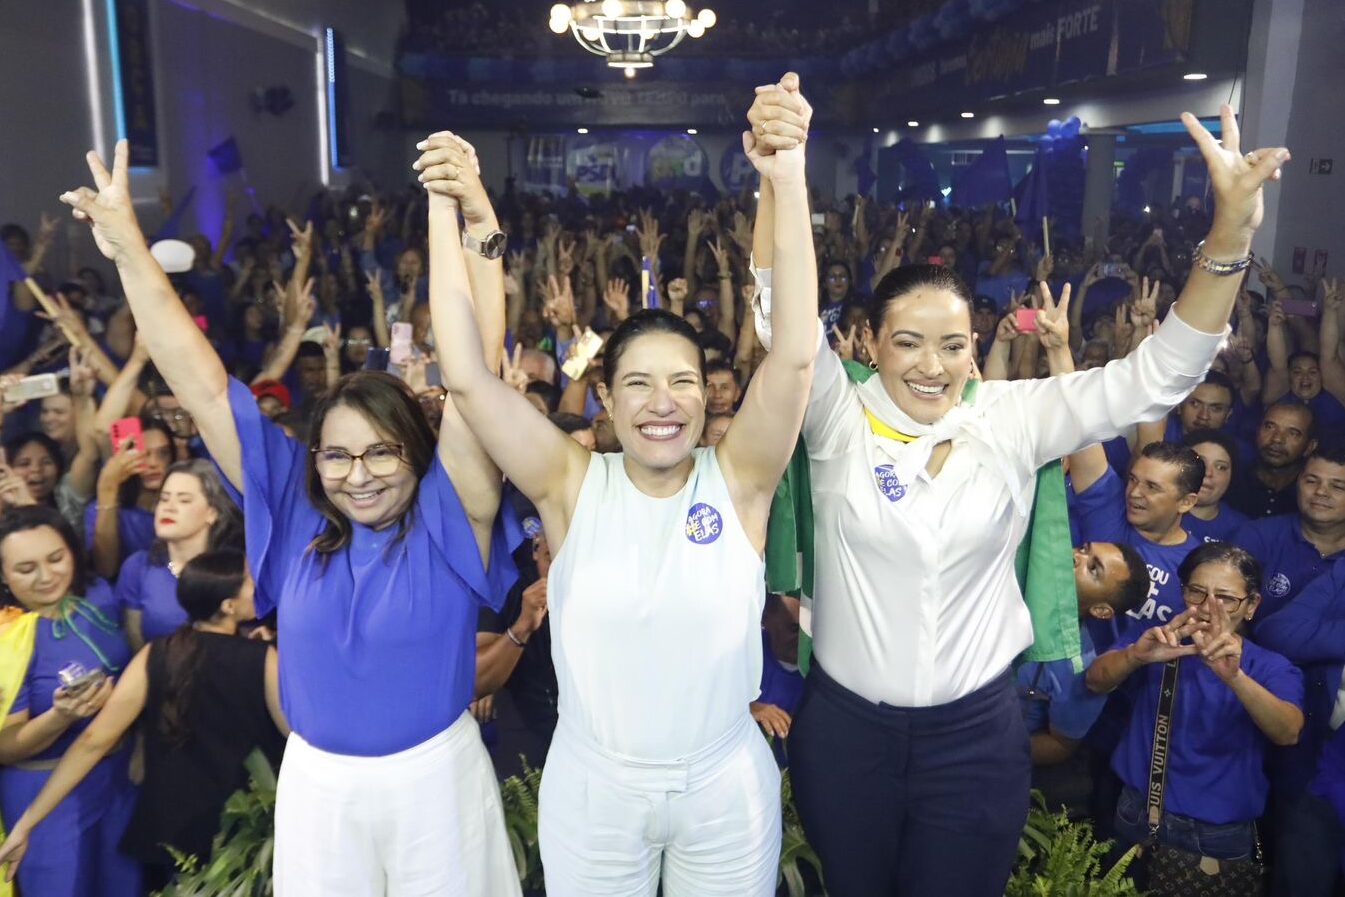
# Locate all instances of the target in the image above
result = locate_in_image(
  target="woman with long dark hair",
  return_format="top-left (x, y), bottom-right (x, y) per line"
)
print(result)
top-left (86, 416), bottom-right (176, 578)
top-left (419, 75), bottom-right (816, 896)
top-left (50, 139), bottom-right (521, 895)
top-left (0, 505), bottom-right (138, 896)
top-left (0, 550), bottom-right (287, 890)
top-left (115, 459), bottom-right (241, 649)
top-left (749, 94), bottom-right (1291, 895)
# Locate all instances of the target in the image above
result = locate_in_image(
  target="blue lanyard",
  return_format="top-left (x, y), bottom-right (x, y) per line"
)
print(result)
top-left (50, 595), bottom-right (123, 673)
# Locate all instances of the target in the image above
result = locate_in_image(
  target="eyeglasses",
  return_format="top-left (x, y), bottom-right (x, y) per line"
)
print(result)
top-left (311, 443), bottom-right (405, 479)
top-left (1181, 584), bottom-right (1249, 612)
top-left (345, 338), bottom-right (371, 348)
top-left (147, 408), bottom-right (192, 424)
top-left (417, 390), bottom-right (447, 409)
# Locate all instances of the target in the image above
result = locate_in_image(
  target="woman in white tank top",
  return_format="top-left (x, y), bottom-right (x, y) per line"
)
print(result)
top-left (418, 76), bottom-right (818, 897)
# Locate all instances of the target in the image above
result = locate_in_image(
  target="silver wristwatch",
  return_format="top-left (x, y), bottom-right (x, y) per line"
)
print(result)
top-left (462, 229), bottom-right (507, 260)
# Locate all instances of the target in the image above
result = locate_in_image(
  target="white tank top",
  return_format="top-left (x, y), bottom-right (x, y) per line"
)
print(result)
top-left (548, 447), bottom-right (765, 760)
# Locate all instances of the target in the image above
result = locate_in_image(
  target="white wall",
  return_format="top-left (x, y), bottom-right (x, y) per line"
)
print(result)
top-left (1263, 0), bottom-right (1343, 282)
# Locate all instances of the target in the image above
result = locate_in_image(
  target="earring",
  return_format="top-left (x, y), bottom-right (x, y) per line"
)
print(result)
top-left (868, 360), bottom-right (878, 371)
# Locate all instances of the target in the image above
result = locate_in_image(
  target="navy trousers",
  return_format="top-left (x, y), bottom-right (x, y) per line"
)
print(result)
top-left (788, 662), bottom-right (1031, 897)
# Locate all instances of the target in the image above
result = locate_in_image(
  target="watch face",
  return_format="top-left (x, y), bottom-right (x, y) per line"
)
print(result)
top-left (483, 231), bottom-right (508, 259)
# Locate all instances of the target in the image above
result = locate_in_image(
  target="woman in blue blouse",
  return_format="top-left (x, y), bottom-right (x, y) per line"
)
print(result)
top-left (1087, 542), bottom-right (1303, 879)
top-left (0, 505), bottom-right (139, 896)
top-left (58, 142), bottom-right (522, 895)
top-left (115, 459), bottom-right (241, 649)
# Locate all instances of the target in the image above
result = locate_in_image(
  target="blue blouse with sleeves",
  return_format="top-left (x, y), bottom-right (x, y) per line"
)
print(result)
top-left (224, 377), bottom-right (520, 756)
top-left (114, 549), bottom-right (187, 642)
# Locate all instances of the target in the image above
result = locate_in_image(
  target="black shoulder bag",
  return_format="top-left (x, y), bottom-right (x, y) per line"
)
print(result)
top-left (1143, 658), bottom-right (1266, 897)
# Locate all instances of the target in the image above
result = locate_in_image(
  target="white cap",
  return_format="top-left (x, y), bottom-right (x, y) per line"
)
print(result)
top-left (149, 239), bottom-right (195, 274)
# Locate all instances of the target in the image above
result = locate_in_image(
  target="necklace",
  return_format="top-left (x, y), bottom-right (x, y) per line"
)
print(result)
top-left (167, 559), bottom-right (179, 578)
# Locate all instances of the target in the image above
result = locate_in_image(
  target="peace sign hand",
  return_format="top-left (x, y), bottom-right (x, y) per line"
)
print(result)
top-left (59, 140), bottom-right (146, 265)
top-left (1037, 281), bottom-right (1072, 351)
top-left (500, 343), bottom-right (530, 394)
top-left (1182, 104), bottom-right (1290, 239)
top-left (831, 324), bottom-right (858, 361)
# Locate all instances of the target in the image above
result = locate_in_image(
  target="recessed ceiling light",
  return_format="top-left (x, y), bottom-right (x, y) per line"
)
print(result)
top-left (686, 128), bottom-right (698, 135)
top-left (907, 120), bottom-right (919, 127)
top-left (872, 127), bottom-right (880, 133)
top-left (1043, 97), bottom-right (1061, 105)
top-left (577, 127), bottom-right (589, 134)
top-left (1183, 72), bottom-right (1208, 81)
top-left (960, 111), bottom-right (975, 119)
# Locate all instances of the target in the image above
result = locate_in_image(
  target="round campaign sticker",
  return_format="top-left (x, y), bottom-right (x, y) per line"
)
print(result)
top-left (684, 502), bottom-right (724, 545)
top-left (873, 464), bottom-right (907, 503)
top-left (1266, 572), bottom-right (1291, 600)
top-left (522, 516), bottom-right (543, 538)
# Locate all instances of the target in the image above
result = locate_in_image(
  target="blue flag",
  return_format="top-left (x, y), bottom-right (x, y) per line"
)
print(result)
top-left (208, 137), bottom-right (244, 176)
top-left (951, 137), bottom-right (1013, 208)
top-left (1014, 146), bottom-right (1051, 239)
top-left (151, 185), bottom-right (197, 241)
top-left (888, 140), bottom-right (942, 203)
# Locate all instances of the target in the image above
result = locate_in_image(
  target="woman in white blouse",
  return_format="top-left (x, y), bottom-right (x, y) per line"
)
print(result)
top-left (751, 89), bottom-right (1290, 896)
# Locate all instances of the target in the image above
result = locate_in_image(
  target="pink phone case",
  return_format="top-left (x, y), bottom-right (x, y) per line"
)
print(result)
top-left (109, 417), bottom-right (145, 454)
top-left (1015, 308), bottom-right (1039, 332)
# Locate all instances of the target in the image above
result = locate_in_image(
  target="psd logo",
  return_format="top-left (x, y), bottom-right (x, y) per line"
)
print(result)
top-left (874, 465), bottom-right (907, 503)
top-left (522, 517), bottom-right (543, 538)
top-left (1266, 572), bottom-right (1291, 600)
top-left (685, 502), bottom-right (723, 545)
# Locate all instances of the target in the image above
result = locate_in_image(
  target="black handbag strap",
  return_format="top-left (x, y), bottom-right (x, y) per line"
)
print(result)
top-left (1146, 659), bottom-right (1180, 842)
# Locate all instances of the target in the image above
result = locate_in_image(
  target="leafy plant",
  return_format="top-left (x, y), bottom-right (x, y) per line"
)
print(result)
top-left (155, 748), bottom-right (277, 897)
top-left (499, 759), bottom-right (545, 891)
top-left (778, 768), bottom-right (826, 897)
top-left (1008, 791), bottom-right (1143, 897)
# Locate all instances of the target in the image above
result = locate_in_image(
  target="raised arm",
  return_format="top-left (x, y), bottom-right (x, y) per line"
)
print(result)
top-left (59, 141), bottom-right (242, 489)
top-left (717, 74), bottom-right (817, 549)
top-left (1262, 301), bottom-right (1291, 403)
top-left (1319, 279), bottom-right (1345, 404)
top-left (1004, 108), bottom-right (1289, 468)
top-left (416, 133), bottom-right (588, 534)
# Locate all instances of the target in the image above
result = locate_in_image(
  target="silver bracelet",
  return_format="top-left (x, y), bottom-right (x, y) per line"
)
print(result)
top-left (505, 626), bottom-right (526, 648)
top-left (1193, 241), bottom-right (1253, 277)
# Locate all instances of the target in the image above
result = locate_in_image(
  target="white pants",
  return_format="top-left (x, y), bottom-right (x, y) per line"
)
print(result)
top-left (274, 712), bottom-right (521, 897)
top-left (538, 713), bottom-right (781, 897)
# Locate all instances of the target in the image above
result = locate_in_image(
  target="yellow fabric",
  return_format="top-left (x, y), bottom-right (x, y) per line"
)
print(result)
top-left (0, 606), bottom-right (38, 896)
top-left (863, 408), bottom-right (918, 443)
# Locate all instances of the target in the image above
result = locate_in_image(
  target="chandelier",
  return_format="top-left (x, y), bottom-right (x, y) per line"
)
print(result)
top-left (549, 0), bottom-right (717, 72)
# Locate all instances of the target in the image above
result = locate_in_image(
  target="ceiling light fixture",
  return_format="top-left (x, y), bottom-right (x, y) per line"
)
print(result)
top-left (549, 1), bottom-right (716, 69)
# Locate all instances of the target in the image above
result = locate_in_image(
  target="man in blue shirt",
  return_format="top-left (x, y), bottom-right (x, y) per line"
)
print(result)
top-left (1236, 445), bottom-right (1345, 626)
top-left (1227, 401), bottom-right (1317, 519)
top-left (1017, 541), bottom-right (1149, 813)
top-left (1257, 556), bottom-right (1345, 897)
top-left (1070, 440), bottom-right (1205, 646)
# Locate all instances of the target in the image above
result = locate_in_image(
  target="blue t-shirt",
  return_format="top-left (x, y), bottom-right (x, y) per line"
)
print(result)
top-left (1111, 636), bottom-right (1303, 823)
top-left (225, 377), bottom-right (520, 756)
top-left (758, 629), bottom-right (804, 714)
top-left (1183, 503), bottom-right (1249, 544)
top-left (114, 549), bottom-right (187, 642)
top-left (82, 503), bottom-right (156, 571)
top-left (1073, 468), bottom-right (1202, 644)
top-left (1303, 391), bottom-right (1345, 445)
top-left (1234, 513), bottom-right (1345, 625)
top-left (1017, 628), bottom-right (1105, 741)
top-left (10, 581), bottom-right (131, 762)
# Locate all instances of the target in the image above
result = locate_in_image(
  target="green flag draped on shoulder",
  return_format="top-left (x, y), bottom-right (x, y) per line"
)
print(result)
top-left (764, 363), bottom-right (1082, 677)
